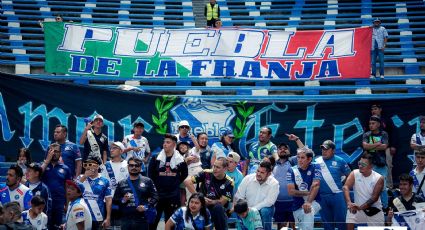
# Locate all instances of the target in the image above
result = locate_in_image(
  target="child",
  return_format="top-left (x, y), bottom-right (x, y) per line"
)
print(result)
top-left (22, 195), bottom-right (48, 230)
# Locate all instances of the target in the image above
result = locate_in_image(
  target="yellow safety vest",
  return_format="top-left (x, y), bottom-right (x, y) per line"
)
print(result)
top-left (206, 3), bottom-right (219, 20)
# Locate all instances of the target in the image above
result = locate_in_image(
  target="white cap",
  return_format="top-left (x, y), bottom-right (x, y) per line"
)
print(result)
top-left (111, 141), bottom-right (125, 151)
top-left (227, 152), bottom-right (241, 162)
top-left (178, 120), bottom-right (190, 128)
top-left (93, 114), bottom-right (104, 121)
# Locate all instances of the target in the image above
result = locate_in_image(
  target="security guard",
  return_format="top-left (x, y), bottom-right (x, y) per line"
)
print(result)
top-left (204, 0), bottom-right (220, 27)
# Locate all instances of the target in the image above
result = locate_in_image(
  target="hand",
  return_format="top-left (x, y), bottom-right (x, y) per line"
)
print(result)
top-left (136, 205), bottom-right (145, 212)
top-left (102, 218), bottom-right (110, 229)
top-left (84, 168), bottom-right (95, 178)
top-left (123, 193), bottom-right (132, 203)
top-left (285, 133), bottom-right (299, 141)
top-left (205, 198), bottom-right (215, 206)
top-left (347, 202), bottom-right (359, 214)
top-left (45, 149), bottom-right (55, 164)
top-left (302, 202), bottom-right (312, 214)
top-left (85, 122), bottom-right (93, 131)
top-left (387, 207), bottom-right (394, 219)
top-left (133, 146), bottom-right (141, 151)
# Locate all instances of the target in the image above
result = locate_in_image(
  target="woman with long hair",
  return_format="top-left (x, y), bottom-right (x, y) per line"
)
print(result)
top-left (165, 193), bottom-right (211, 230)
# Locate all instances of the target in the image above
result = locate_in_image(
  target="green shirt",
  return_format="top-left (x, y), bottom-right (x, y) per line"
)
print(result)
top-left (236, 208), bottom-right (264, 230)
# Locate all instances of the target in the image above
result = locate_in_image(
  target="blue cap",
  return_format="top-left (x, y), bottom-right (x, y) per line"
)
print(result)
top-left (221, 128), bottom-right (234, 138)
top-left (373, 18), bottom-right (381, 22)
top-left (66, 180), bottom-right (85, 194)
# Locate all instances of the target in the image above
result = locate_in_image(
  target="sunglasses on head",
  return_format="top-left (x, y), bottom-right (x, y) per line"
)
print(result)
top-left (128, 164), bottom-right (141, 168)
top-left (83, 163), bottom-right (98, 168)
top-left (358, 161), bottom-right (368, 167)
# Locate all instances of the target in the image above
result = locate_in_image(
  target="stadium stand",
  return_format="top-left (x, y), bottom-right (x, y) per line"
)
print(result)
top-left (0, 0), bottom-right (424, 99)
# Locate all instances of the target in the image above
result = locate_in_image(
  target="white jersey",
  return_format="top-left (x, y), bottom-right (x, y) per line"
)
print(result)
top-left (0, 183), bottom-right (33, 211)
top-left (101, 160), bottom-right (129, 196)
top-left (392, 210), bottom-right (425, 230)
top-left (65, 198), bottom-right (92, 230)
top-left (123, 134), bottom-right (150, 161)
top-left (353, 169), bottom-right (382, 208)
top-left (22, 210), bottom-right (48, 230)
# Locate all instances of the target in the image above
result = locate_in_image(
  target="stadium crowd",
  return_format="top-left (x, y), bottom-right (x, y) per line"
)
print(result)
top-left (0, 108), bottom-right (424, 230)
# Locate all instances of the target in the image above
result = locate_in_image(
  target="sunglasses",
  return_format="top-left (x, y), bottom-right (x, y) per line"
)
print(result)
top-left (110, 146), bottom-right (120, 150)
top-left (83, 163), bottom-right (98, 168)
top-left (358, 161), bottom-right (368, 167)
top-left (180, 126), bottom-right (190, 129)
top-left (128, 164), bottom-right (141, 168)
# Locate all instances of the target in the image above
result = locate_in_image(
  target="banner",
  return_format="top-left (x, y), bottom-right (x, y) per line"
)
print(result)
top-left (44, 23), bottom-right (372, 80)
top-left (0, 73), bottom-right (424, 183)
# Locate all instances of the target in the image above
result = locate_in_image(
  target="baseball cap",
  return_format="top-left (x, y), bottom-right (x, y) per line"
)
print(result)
top-left (27, 163), bottom-right (43, 175)
top-left (371, 104), bottom-right (381, 109)
top-left (221, 128), bottom-right (234, 138)
top-left (177, 141), bottom-right (191, 149)
top-left (66, 180), bottom-right (85, 194)
top-left (93, 114), bottom-right (104, 121)
top-left (111, 141), bottom-right (125, 151)
top-left (85, 155), bottom-right (102, 165)
top-left (320, 140), bottom-right (335, 150)
top-left (228, 152), bottom-right (240, 162)
top-left (373, 18), bottom-right (381, 22)
top-left (178, 120), bottom-right (190, 128)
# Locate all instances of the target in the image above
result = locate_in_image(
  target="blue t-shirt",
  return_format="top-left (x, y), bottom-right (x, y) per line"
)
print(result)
top-left (226, 169), bottom-right (243, 193)
top-left (273, 160), bottom-right (293, 203)
top-left (81, 176), bottom-right (112, 220)
top-left (287, 163), bottom-right (322, 210)
top-left (316, 155), bottom-right (351, 195)
top-left (42, 163), bottom-right (72, 201)
top-left (60, 141), bottom-right (81, 177)
top-left (170, 207), bottom-right (212, 230)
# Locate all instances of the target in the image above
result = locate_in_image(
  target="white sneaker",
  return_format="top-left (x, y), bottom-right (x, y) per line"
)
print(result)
top-left (370, 75), bottom-right (375, 79)
top-left (380, 75), bottom-right (384, 79)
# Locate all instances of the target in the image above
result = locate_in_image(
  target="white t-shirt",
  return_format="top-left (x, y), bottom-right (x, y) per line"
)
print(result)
top-left (123, 135), bottom-right (150, 161)
top-left (187, 147), bottom-right (202, 170)
top-left (22, 210), bottom-right (48, 230)
top-left (65, 198), bottom-right (92, 230)
top-left (101, 160), bottom-right (129, 196)
top-left (353, 169), bottom-right (383, 208)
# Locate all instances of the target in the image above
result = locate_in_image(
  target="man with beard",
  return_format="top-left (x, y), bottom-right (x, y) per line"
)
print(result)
top-left (236, 161), bottom-right (279, 230)
top-left (53, 124), bottom-right (82, 178)
top-left (113, 157), bottom-right (158, 230)
top-left (272, 143), bottom-right (295, 230)
top-left (41, 143), bottom-right (72, 230)
top-left (244, 127), bottom-right (278, 175)
top-left (0, 164), bottom-right (32, 210)
top-left (316, 140), bottom-right (351, 230)
top-left (148, 134), bottom-right (188, 230)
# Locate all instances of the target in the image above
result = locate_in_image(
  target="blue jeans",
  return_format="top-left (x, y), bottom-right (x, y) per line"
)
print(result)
top-left (259, 206), bottom-right (275, 230)
top-left (371, 48), bottom-right (384, 76)
top-left (373, 165), bottom-right (388, 208)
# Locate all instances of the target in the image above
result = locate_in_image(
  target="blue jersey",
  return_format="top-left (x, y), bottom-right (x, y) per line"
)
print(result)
top-left (25, 181), bottom-right (52, 215)
top-left (42, 163), bottom-right (72, 200)
top-left (81, 175), bottom-right (112, 221)
top-left (226, 169), bottom-right (244, 193)
top-left (316, 155), bottom-right (351, 195)
top-left (211, 142), bottom-right (233, 159)
top-left (273, 160), bottom-right (293, 203)
top-left (287, 163), bottom-right (322, 210)
top-left (0, 184), bottom-right (33, 211)
top-left (170, 207), bottom-right (212, 230)
top-left (61, 141), bottom-right (81, 177)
